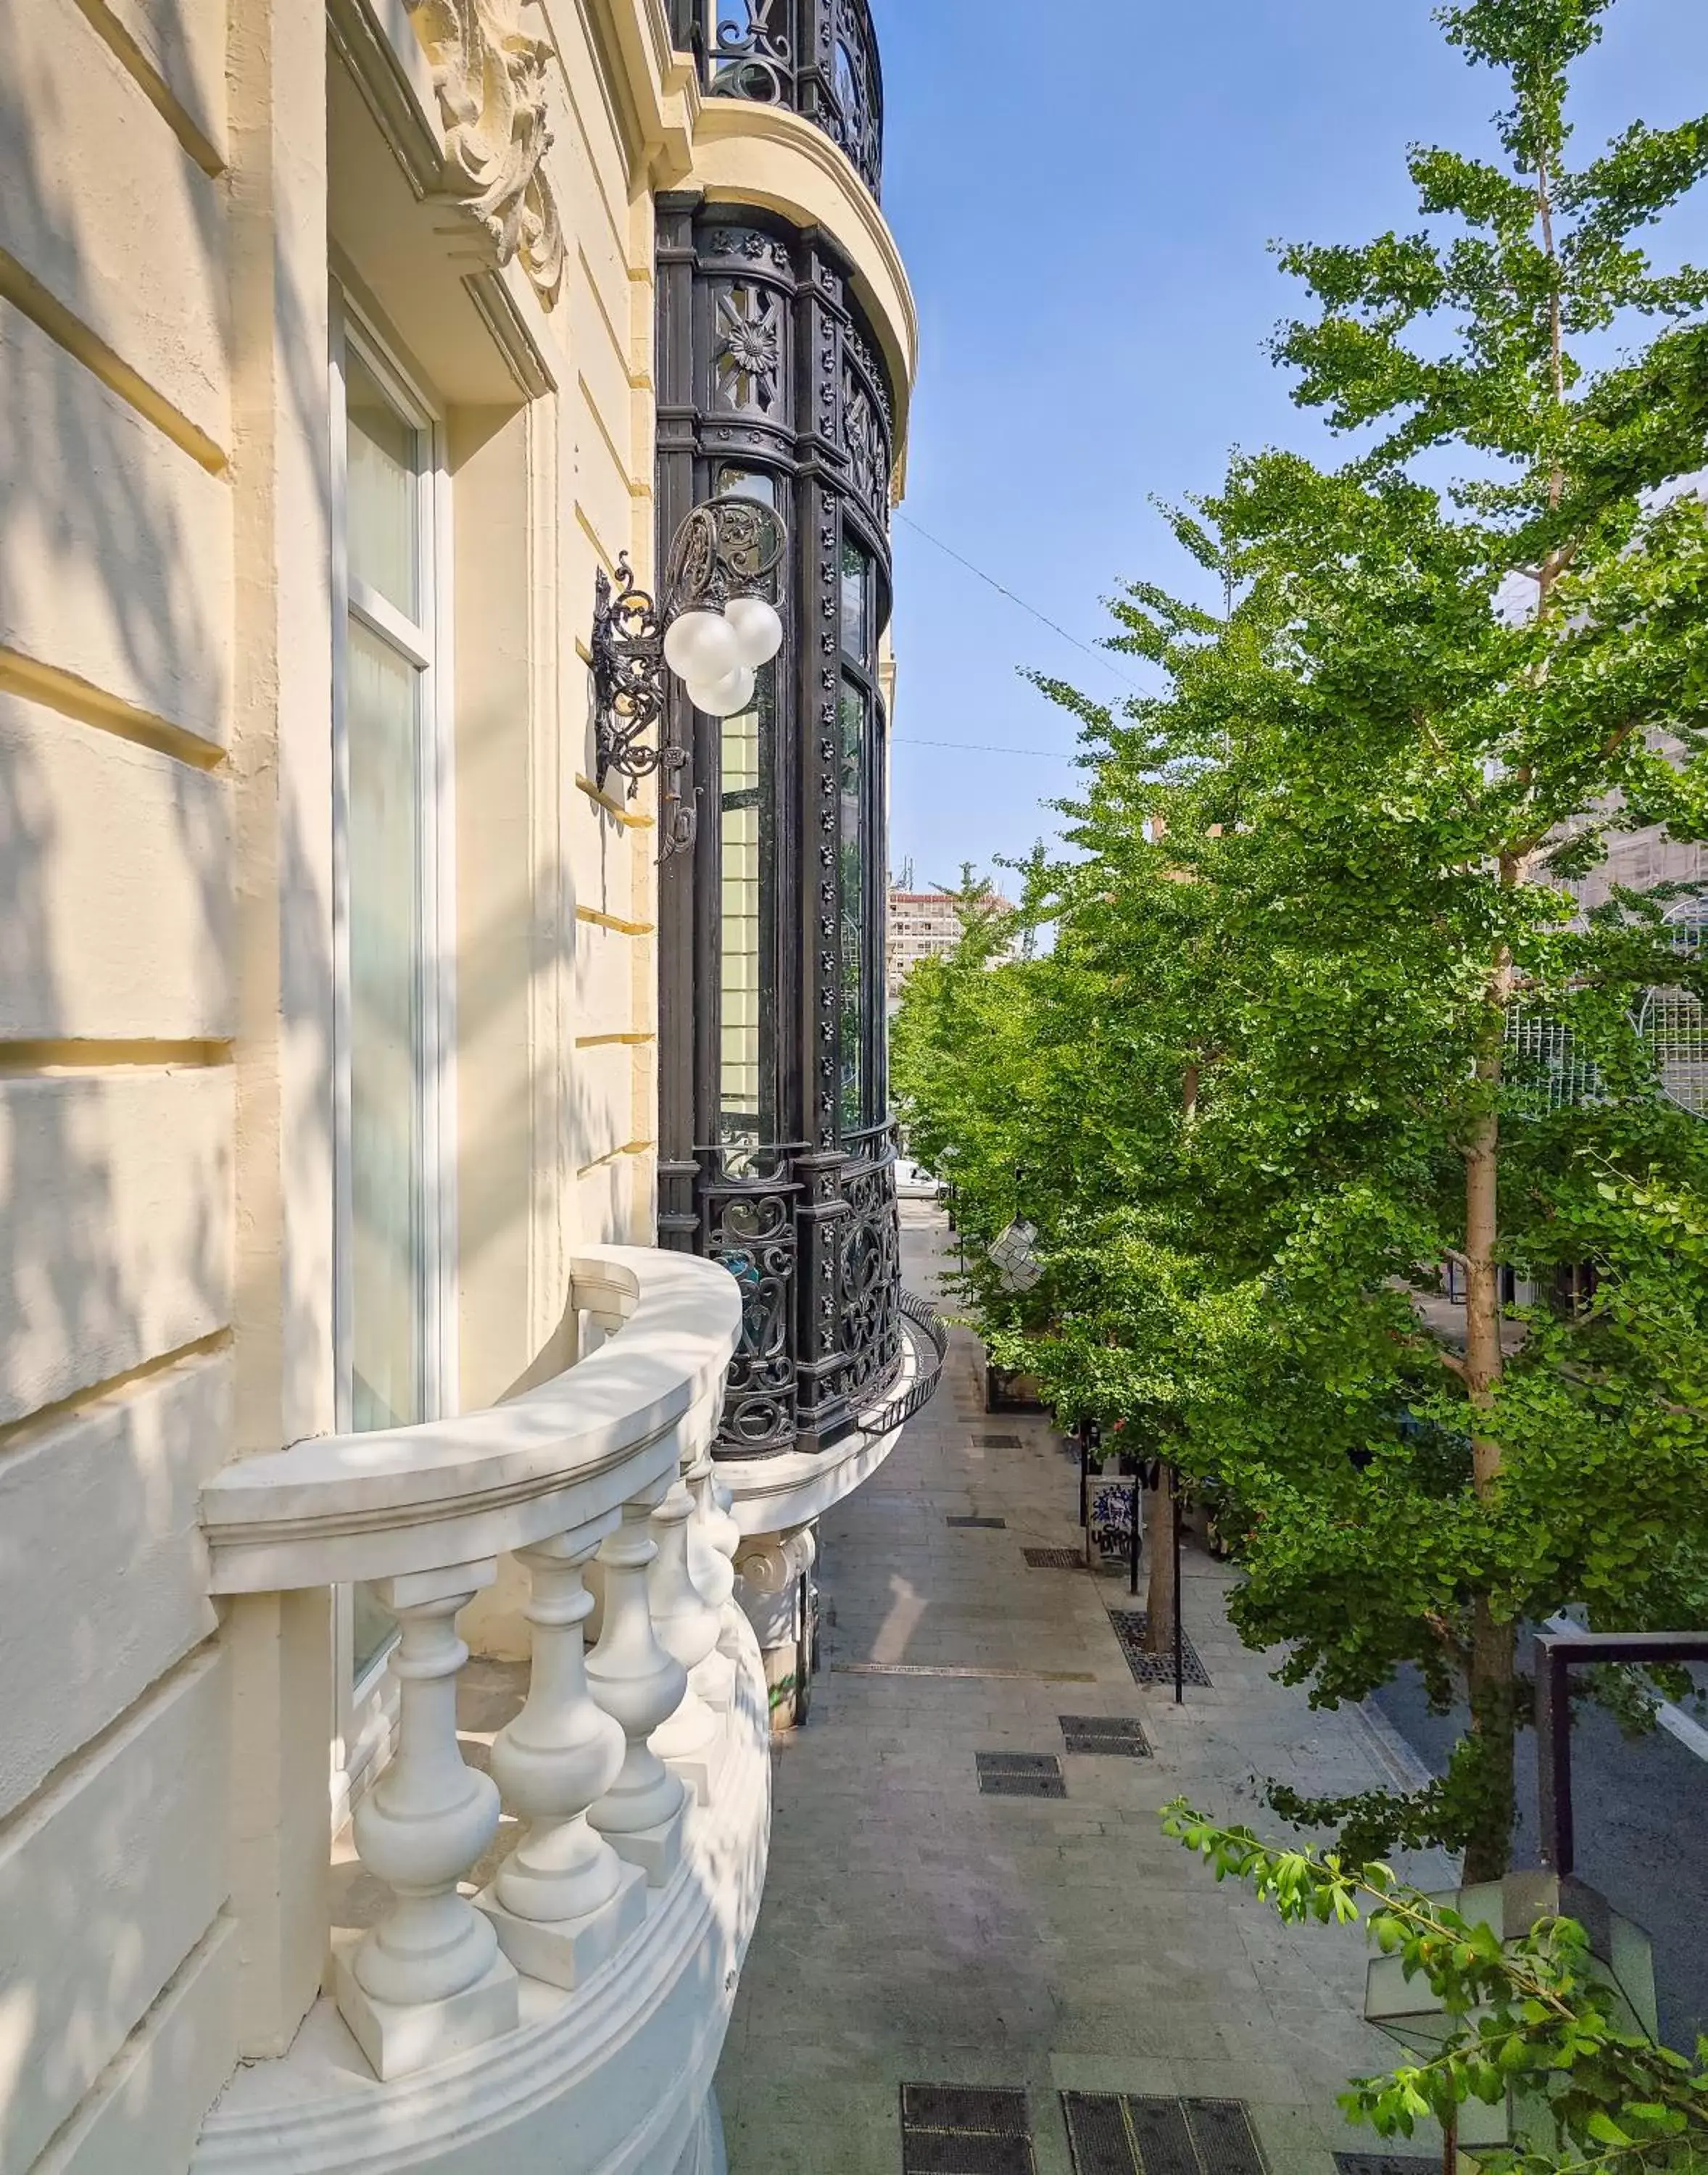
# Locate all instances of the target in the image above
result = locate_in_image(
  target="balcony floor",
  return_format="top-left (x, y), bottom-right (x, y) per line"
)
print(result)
top-left (715, 1206), bottom-right (1453, 2175)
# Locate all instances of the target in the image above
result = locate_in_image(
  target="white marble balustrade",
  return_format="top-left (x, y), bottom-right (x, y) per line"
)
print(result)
top-left (198, 1247), bottom-right (750, 2095)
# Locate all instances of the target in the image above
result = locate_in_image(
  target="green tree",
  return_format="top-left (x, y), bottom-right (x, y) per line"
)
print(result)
top-left (1164, 1799), bottom-right (1708, 2174)
top-left (895, 0), bottom-right (1708, 1878)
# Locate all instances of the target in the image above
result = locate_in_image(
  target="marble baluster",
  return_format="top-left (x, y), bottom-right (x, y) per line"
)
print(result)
top-left (685, 1446), bottom-right (737, 1711)
top-left (708, 1468), bottom-right (742, 1562)
top-left (586, 1483), bottom-right (689, 1883)
top-left (335, 1561), bottom-right (519, 2080)
top-left (647, 1469), bottom-right (724, 1799)
top-left (476, 1517), bottom-right (648, 1986)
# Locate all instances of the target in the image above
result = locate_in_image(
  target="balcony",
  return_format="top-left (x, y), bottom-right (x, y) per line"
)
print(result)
top-left (193, 1247), bottom-right (763, 2175)
top-left (674, 0), bottom-right (884, 201)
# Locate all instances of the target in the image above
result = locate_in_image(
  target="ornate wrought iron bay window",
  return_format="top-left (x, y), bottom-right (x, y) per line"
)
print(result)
top-left (669, 0), bottom-right (884, 202)
top-left (655, 200), bottom-right (903, 1458)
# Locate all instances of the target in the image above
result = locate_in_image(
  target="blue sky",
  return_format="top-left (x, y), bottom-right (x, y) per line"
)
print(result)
top-left (870, 0), bottom-right (1708, 891)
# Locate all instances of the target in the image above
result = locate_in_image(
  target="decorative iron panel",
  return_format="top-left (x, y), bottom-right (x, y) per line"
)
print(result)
top-left (700, 1144), bottom-right (803, 1454)
top-left (655, 203), bottom-right (911, 1461)
top-left (836, 1127), bottom-right (902, 1407)
top-left (686, 0), bottom-right (884, 201)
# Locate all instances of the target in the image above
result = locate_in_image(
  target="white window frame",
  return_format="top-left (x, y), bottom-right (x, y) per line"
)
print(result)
top-left (328, 287), bottom-right (460, 1815)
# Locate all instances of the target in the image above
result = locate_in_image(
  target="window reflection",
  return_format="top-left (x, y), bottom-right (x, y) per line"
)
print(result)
top-left (840, 539), bottom-right (871, 658)
top-left (345, 350), bottom-right (418, 619)
top-left (839, 674), bottom-right (865, 1134)
top-left (717, 467), bottom-right (776, 1144)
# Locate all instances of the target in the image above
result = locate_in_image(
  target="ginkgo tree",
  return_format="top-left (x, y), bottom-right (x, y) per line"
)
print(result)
top-left (895, 0), bottom-right (1708, 1880)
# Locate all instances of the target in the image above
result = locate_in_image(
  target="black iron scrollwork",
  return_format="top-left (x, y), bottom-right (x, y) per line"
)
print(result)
top-left (856, 1290), bottom-right (949, 1437)
top-left (837, 1136), bottom-right (903, 1409)
top-left (591, 500), bottom-right (788, 864)
top-left (708, 0), bottom-right (792, 103)
top-left (705, 1144), bottom-right (802, 1455)
top-left (661, 497), bottom-right (787, 619)
top-left (698, 0), bottom-right (883, 201)
top-left (591, 558), bottom-right (689, 852)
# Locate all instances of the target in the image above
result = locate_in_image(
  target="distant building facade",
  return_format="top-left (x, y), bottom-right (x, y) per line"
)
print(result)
top-left (887, 889), bottom-right (1017, 1000)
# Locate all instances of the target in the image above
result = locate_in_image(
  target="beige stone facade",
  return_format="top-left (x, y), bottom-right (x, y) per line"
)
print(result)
top-left (0, 2), bottom-right (915, 2166)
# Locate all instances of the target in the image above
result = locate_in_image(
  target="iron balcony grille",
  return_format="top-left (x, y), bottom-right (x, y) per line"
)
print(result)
top-left (856, 1287), bottom-right (948, 1437)
top-left (673, 0), bottom-right (884, 202)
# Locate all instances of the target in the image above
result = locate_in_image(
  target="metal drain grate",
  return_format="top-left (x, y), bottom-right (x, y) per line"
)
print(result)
top-left (1334, 2158), bottom-right (1438, 2175)
top-left (976, 1752), bottom-right (1061, 1778)
top-left (1058, 1714), bottom-right (1151, 1757)
top-left (1024, 1546), bottom-right (1085, 1570)
top-left (901, 2083), bottom-right (1035, 2174)
top-left (973, 1433), bottom-right (1023, 1448)
top-left (1108, 1612), bottom-right (1212, 1687)
top-left (1186, 2101), bottom-right (1270, 2175)
top-left (947, 1515), bottom-right (1008, 1530)
top-left (976, 1750), bottom-right (1066, 1799)
top-left (1061, 2095), bottom-right (1268, 2175)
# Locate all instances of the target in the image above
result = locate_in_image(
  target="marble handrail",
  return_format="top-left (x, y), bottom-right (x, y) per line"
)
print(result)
top-left (201, 1246), bottom-right (744, 1594)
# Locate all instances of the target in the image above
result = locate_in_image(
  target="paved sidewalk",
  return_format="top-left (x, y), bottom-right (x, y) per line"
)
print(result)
top-left (716, 1207), bottom-right (1450, 2175)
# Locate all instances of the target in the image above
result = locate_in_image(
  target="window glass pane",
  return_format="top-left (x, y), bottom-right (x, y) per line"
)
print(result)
top-left (719, 670), bottom-right (774, 1143)
top-left (718, 465), bottom-right (776, 508)
top-left (352, 1584), bottom-right (399, 1683)
top-left (346, 616), bottom-right (424, 1437)
top-left (840, 539), bottom-right (871, 663)
top-left (716, 464), bottom-right (778, 1145)
top-left (346, 349), bottom-right (419, 618)
top-left (839, 674), bottom-right (866, 1134)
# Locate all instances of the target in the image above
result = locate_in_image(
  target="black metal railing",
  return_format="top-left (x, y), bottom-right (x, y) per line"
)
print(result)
top-left (673, 0), bottom-right (884, 201)
top-left (857, 1289), bottom-right (949, 1436)
top-left (1535, 1628), bottom-right (1708, 1877)
top-left (697, 1120), bottom-right (911, 1458)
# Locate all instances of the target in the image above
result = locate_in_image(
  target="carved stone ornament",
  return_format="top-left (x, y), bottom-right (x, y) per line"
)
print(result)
top-left (408, 0), bottom-right (565, 307)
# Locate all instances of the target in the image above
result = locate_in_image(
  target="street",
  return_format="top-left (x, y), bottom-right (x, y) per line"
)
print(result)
top-left (1374, 1667), bottom-right (1708, 2051)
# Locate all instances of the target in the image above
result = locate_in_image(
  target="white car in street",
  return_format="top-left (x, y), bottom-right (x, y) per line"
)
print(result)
top-left (895, 1158), bottom-right (946, 1200)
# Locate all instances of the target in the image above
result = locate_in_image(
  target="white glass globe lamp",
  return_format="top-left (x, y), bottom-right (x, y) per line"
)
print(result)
top-left (663, 608), bottom-right (740, 684)
top-left (686, 664), bottom-right (757, 718)
top-left (724, 594), bottom-right (784, 670)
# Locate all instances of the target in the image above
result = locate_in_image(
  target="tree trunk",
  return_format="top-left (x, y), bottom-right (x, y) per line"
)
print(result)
top-left (1145, 1463), bottom-right (1177, 1654)
top-left (1463, 1096), bottom-right (1504, 1496)
top-left (1460, 966), bottom-right (1516, 1878)
top-left (1462, 1599), bottom-right (1518, 1882)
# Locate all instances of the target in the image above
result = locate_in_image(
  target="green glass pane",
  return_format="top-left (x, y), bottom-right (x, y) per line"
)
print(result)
top-left (347, 616), bottom-right (425, 1438)
top-left (718, 669), bottom-right (774, 1142)
top-left (840, 675), bottom-right (866, 1133)
top-left (345, 350), bottom-right (419, 618)
top-left (840, 538), bottom-right (871, 662)
top-left (718, 465), bottom-right (776, 508)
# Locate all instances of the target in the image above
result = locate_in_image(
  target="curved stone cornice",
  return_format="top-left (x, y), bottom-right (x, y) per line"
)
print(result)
top-left (408, 0), bottom-right (566, 305)
top-left (689, 97), bottom-right (919, 449)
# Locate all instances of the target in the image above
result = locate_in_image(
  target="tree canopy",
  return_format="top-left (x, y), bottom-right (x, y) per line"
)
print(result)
top-left (895, 0), bottom-right (1708, 1878)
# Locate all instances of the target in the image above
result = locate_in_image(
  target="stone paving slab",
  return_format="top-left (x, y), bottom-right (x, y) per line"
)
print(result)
top-left (717, 1207), bottom-right (1449, 2175)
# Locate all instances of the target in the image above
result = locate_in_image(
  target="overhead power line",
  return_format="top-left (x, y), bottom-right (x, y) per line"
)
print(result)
top-left (892, 735), bottom-right (1082, 758)
top-left (894, 511), bottom-right (1147, 695)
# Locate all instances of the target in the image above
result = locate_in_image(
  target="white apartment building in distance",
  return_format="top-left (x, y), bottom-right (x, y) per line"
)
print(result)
top-left (887, 889), bottom-right (1017, 1002)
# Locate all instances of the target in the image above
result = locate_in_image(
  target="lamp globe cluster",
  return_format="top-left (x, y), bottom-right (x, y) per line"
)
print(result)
top-left (662, 597), bottom-right (784, 718)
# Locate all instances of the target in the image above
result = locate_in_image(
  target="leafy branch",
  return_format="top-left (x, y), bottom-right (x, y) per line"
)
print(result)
top-left (1162, 1801), bottom-right (1708, 2173)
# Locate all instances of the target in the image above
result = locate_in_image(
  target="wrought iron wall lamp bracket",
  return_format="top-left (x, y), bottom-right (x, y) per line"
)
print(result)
top-left (592, 498), bottom-right (788, 861)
